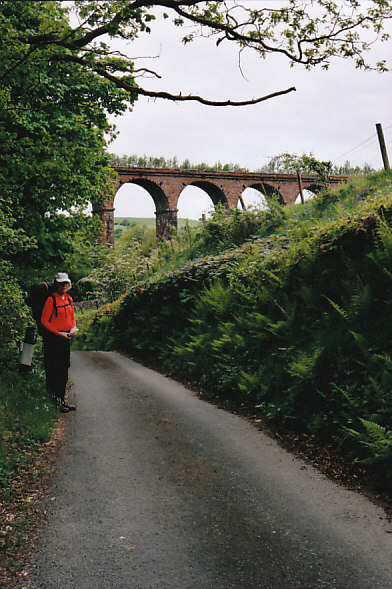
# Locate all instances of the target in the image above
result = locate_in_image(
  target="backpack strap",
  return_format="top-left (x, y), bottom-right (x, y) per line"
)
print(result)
top-left (48, 294), bottom-right (57, 323)
top-left (48, 294), bottom-right (72, 322)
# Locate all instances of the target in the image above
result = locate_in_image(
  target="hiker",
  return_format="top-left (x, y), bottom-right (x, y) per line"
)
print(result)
top-left (41, 272), bottom-right (78, 413)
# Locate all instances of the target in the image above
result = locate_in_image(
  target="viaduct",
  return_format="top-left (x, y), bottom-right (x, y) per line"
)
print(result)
top-left (92, 166), bottom-right (347, 246)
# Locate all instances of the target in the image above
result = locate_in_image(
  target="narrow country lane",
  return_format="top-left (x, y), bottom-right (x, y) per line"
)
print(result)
top-left (27, 351), bottom-right (392, 589)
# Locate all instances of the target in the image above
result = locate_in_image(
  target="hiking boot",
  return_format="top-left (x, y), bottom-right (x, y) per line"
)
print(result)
top-left (59, 403), bottom-right (70, 413)
top-left (62, 402), bottom-right (76, 411)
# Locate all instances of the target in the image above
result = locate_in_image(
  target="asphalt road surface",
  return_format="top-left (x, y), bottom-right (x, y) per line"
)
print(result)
top-left (27, 351), bottom-right (392, 589)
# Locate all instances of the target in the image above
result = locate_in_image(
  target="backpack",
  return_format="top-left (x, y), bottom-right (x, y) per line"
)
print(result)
top-left (26, 282), bottom-right (56, 332)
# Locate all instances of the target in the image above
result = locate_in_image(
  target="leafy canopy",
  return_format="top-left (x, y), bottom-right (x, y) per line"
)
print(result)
top-left (14, 1), bottom-right (392, 108)
top-left (0, 1), bottom-right (133, 270)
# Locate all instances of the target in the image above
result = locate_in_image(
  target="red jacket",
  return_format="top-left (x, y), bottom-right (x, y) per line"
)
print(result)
top-left (41, 292), bottom-right (76, 336)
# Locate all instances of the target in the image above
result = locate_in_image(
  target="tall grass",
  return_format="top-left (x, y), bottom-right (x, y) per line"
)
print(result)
top-left (0, 369), bottom-right (57, 493)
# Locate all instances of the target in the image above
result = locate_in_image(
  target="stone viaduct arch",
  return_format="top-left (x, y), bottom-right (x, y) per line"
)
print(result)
top-left (92, 167), bottom-right (346, 246)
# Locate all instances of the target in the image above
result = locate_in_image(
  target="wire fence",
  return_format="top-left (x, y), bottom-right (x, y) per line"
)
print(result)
top-left (331, 125), bottom-right (391, 172)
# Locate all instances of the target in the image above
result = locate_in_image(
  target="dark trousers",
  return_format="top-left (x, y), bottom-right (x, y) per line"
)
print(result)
top-left (43, 333), bottom-right (71, 402)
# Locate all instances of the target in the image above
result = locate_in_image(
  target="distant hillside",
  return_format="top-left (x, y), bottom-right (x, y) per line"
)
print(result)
top-left (114, 217), bottom-right (200, 237)
top-left (115, 217), bottom-right (155, 229)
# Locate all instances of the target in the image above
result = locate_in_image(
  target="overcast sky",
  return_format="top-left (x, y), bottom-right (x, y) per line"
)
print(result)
top-left (101, 2), bottom-right (392, 219)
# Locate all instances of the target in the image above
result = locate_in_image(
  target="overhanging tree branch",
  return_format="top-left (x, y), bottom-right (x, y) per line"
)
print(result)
top-left (129, 82), bottom-right (297, 106)
top-left (61, 54), bottom-right (296, 105)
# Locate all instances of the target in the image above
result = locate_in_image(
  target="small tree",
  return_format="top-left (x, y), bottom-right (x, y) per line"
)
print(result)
top-left (276, 153), bottom-right (333, 184)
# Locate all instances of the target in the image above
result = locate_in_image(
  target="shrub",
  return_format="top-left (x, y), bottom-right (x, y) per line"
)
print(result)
top-left (0, 263), bottom-right (30, 370)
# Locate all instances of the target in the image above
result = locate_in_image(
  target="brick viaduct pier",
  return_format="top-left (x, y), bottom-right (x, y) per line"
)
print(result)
top-left (93, 166), bottom-right (347, 246)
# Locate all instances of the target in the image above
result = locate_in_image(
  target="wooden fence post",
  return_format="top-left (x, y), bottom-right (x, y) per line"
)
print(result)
top-left (376, 123), bottom-right (390, 171)
top-left (238, 193), bottom-right (247, 210)
top-left (296, 169), bottom-right (305, 204)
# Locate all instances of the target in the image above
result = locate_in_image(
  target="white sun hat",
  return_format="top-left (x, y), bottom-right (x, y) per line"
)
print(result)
top-left (54, 272), bottom-right (71, 283)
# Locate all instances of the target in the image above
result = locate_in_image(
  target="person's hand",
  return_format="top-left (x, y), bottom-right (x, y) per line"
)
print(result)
top-left (59, 332), bottom-right (71, 339)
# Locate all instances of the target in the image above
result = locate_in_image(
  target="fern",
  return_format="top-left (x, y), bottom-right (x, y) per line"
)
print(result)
top-left (325, 297), bottom-right (349, 321)
top-left (347, 418), bottom-right (392, 465)
top-left (368, 376), bottom-right (385, 399)
top-left (296, 283), bottom-right (316, 307)
top-left (340, 250), bottom-right (358, 281)
top-left (288, 348), bottom-right (322, 380)
top-left (334, 383), bottom-right (358, 409)
top-left (349, 330), bottom-right (367, 351)
top-left (260, 268), bottom-right (284, 286)
top-left (373, 352), bottom-right (392, 371)
top-left (267, 297), bottom-right (297, 339)
top-left (369, 219), bottom-right (392, 281)
top-left (348, 283), bottom-right (371, 322)
top-left (375, 218), bottom-right (392, 256)
top-left (274, 297), bottom-right (297, 321)
top-left (239, 369), bottom-right (264, 396)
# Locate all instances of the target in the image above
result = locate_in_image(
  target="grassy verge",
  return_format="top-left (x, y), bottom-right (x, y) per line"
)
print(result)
top-left (0, 367), bottom-right (60, 585)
